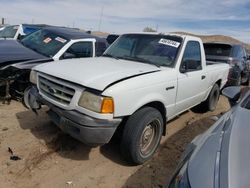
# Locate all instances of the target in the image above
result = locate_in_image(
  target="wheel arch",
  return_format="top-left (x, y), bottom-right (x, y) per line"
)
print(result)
top-left (138, 101), bottom-right (167, 136)
top-left (215, 79), bottom-right (222, 89)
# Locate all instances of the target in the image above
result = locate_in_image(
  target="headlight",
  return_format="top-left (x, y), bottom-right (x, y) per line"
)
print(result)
top-left (78, 91), bottom-right (114, 114)
top-left (30, 70), bottom-right (38, 84)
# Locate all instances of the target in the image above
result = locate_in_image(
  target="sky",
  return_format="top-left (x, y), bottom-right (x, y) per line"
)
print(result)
top-left (1, 0), bottom-right (250, 43)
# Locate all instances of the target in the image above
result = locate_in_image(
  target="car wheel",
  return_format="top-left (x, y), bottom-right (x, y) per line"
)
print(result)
top-left (192, 83), bottom-right (220, 112)
top-left (120, 107), bottom-right (163, 164)
top-left (22, 86), bottom-right (31, 109)
top-left (206, 84), bottom-right (220, 111)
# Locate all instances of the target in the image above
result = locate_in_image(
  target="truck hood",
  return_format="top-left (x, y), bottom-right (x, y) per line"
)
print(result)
top-left (35, 57), bottom-right (162, 91)
top-left (0, 40), bottom-right (46, 69)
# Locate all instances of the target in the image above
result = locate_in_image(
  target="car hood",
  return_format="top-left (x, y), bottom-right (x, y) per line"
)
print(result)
top-left (34, 57), bottom-right (162, 91)
top-left (187, 96), bottom-right (250, 188)
top-left (0, 40), bottom-right (46, 69)
top-left (227, 106), bottom-right (250, 188)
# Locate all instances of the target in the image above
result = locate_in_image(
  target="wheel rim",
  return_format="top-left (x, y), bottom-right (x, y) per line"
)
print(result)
top-left (139, 119), bottom-right (161, 157)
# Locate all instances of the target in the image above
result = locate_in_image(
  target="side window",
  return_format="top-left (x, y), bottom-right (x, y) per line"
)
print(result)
top-left (181, 41), bottom-right (202, 72)
top-left (237, 46), bottom-right (244, 59)
top-left (95, 42), bottom-right (107, 56)
top-left (62, 42), bottom-right (93, 59)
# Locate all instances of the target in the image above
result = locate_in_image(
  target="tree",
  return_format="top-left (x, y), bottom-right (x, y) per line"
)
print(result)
top-left (143, 27), bottom-right (157, 32)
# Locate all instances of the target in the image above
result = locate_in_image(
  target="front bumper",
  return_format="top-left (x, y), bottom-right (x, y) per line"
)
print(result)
top-left (29, 86), bottom-right (122, 145)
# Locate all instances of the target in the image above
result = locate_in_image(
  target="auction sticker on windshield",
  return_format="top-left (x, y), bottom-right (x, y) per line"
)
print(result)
top-left (159, 39), bottom-right (180, 48)
top-left (55, 37), bottom-right (67, 43)
top-left (43, 37), bottom-right (52, 44)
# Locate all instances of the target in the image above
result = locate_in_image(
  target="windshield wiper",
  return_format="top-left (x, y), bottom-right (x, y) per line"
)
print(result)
top-left (102, 53), bottom-right (120, 60)
top-left (122, 56), bottom-right (161, 68)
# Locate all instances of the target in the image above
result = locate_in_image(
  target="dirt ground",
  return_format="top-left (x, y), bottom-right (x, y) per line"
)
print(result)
top-left (0, 97), bottom-right (229, 188)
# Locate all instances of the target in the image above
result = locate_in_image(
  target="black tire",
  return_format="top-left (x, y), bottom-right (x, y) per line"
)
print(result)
top-left (22, 86), bottom-right (31, 109)
top-left (193, 83), bottom-right (220, 112)
top-left (120, 107), bottom-right (163, 165)
top-left (205, 84), bottom-right (220, 111)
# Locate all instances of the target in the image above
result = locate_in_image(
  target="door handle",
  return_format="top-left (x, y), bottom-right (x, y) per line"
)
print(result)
top-left (201, 75), bottom-right (206, 80)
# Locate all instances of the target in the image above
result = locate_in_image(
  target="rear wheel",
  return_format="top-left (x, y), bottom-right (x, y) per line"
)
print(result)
top-left (205, 84), bottom-right (220, 111)
top-left (120, 107), bottom-right (163, 164)
top-left (193, 84), bottom-right (220, 112)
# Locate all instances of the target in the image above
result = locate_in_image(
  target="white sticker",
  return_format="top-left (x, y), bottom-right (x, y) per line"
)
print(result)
top-left (55, 37), bottom-right (67, 43)
top-left (158, 39), bottom-right (180, 48)
top-left (43, 37), bottom-right (52, 44)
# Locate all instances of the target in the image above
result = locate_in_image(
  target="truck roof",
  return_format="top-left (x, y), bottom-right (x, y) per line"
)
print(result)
top-left (120, 32), bottom-right (200, 40)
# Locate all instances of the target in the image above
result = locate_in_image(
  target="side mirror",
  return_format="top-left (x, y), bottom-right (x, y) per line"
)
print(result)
top-left (62, 52), bottom-right (76, 59)
top-left (180, 60), bottom-right (200, 73)
top-left (222, 86), bottom-right (241, 106)
top-left (180, 66), bottom-right (186, 73)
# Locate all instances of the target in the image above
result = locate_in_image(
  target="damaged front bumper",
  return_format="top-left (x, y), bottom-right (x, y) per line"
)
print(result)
top-left (28, 86), bottom-right (122, 146)
top-left (0, 66), bottom-right (31, 103)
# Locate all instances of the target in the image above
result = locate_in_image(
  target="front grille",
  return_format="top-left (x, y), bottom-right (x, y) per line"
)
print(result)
top-left (38, 76), bottom-right (75, 105)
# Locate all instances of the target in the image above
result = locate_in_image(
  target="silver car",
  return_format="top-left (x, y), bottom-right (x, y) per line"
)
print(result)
top-left (167, 86), bottom-right (250, 188)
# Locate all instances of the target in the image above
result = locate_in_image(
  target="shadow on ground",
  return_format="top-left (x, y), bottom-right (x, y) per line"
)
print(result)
top-left (16, 108), bottom-right (92, 161)
top-left (123, 116), bottom-right (216, 188)
top-left (15, 108), bottom-right (130, 166)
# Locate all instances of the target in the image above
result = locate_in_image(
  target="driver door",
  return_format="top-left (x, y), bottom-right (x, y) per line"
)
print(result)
top-left (175, 41), bottom-right (207, 114)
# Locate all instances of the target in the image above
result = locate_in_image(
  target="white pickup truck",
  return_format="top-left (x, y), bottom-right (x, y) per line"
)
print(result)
top-left (28, 33), bottom-right (229, 164)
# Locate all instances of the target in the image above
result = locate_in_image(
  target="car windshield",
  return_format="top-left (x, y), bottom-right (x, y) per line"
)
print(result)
top-left (20, 29), bottom-right (69, 57)
top-left (204, 43), bottom-right (232, 57)
top-left (0, 25), bottom-right (19, 38)
top-left (103, 34), bottom-right (182, 67)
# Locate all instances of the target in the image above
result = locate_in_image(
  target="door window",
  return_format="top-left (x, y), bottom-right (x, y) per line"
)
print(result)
top-left (95, 41), bottom-right (107, 56)
top-left (62, 42), bottom-right (93, 59)
top-left (181, 41), bottom-right (202, 72)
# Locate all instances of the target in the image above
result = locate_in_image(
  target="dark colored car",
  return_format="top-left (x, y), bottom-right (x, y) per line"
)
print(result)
top-left (0, 24), bottom-right (47, 40)
top-left (106, 34), bottom-right (120, 45)
top-left (0, 26), bottom-right (108, 104)
top-left (204, 42), bottom-right (250, 86)
top-left (167, 86), bottom-right (250, 188)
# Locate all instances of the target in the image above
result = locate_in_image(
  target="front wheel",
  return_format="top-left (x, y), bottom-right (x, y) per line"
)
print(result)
top-left (120, 107), bottom-right (163, 165)
top-left (22, 86), bottom-right (32, 109)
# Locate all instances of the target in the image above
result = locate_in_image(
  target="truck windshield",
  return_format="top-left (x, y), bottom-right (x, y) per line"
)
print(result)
top-left (20, 29), bottom-right (69, 57)
top-left (0, 25), bottom-right (19, 38)
top-left (103, 34), bottom-right (182, 67)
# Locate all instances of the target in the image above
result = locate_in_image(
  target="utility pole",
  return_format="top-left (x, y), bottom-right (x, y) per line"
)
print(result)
top-left (98, 6), bottom-right (104, 31)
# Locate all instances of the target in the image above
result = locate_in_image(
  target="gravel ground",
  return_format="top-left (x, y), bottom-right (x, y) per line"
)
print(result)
top-left (0, 96), bottom-right (229, 188)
